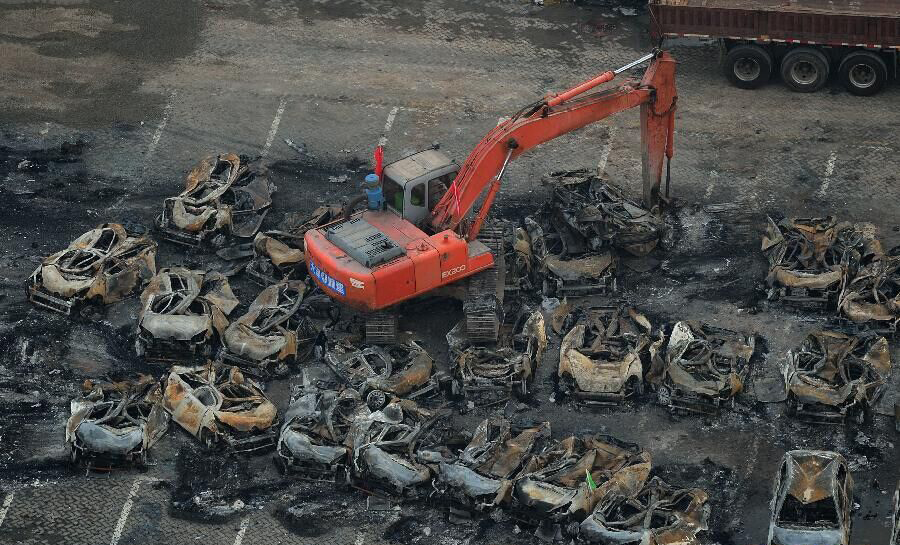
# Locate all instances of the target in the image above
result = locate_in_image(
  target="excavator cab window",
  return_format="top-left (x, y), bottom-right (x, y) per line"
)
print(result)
top-left (428, 173), bottom-right (453, 210)
top-left (383, 176), bottom-right (404, 213)
top-left (410, 182), bottom-right (425, 207)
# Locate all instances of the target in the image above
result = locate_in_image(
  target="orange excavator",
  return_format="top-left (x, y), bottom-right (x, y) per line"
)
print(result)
top-left (305, 50), bottom-right (677, 343)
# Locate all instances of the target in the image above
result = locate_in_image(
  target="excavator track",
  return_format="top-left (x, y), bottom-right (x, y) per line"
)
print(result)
top-left (464, 226), bottom-right (505, 343)
top-left (365, 311), bottom-right (398, 344)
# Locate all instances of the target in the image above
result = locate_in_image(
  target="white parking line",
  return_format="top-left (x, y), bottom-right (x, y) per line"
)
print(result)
top-left (232, 516), bottom-right (251, 545)
top-left (261, 96), bottom-right (288, 159)
top-left (0, 492), bottom-right (14, 528)
top-left (704, 169), bottom-right (719, 200)
top-left (146, 90), bottom-right (176, 161)
top-left (596, 126), bottom-right (615, 177)
top-left (817, 151), bottom-right (837, 198)
top-left (109, 477), bottom-right (147, 545)
top-left (355, 530), bottom-right (365, 545)
top-left (378, 106), bottom-right (400, 147)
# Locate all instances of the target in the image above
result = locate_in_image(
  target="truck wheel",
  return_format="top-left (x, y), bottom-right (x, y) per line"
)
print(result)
top-left (781, 48), bottom-right (830, 93)
top-left (724, 45), bottom-right (772, 89)
top-left (839, 52), bottom-right (888, 96)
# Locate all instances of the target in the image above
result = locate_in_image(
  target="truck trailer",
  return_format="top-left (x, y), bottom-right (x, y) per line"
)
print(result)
top-left (649, 0), bottom-right (899, 96)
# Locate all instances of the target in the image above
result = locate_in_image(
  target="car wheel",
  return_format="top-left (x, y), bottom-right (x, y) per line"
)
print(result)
top-left (724, 45), bottom-right (773, 89)
top-left (366, 390), bottom-right (388, 411)
top-left (657, 386), bottom-right (672, 407)
top-left (781, 48), bottom-right (830, 93)
top-left (839, 51), bottom-right (888, 96)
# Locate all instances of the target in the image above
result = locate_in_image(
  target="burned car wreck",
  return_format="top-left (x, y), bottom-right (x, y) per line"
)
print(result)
top-left (761, 216), bottom-right (879, 310)
top-left (449, 309), bottom-right (547, 404)
top-left (246, 204), bottom-right (343, 286)
top-left (647, 321), bottom-right (756, 414)
top-left (66, 375), bottom-right (169, 467)
top-left (220, 280), bottom-right (313, 377)
top-left (156, 153), bottom-right (275, 246)
top-left (839, 251), bottom-right (900, 334)
top-left (783, 330), bottom-right (891, 424)
top-left (558, 305), bottom-right (661, 405)
top-left (27, 223), bottom-right (157, 314)
top-left (136, 268), bottom-right (239, 361)
top-left (163, 363), bottom-right (278, 452)
top-left (767, 450), bottom-right (853, 545)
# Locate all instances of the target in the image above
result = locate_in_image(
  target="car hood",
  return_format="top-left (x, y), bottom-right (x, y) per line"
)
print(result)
top-left (75, 421), bottom-right (144, 455)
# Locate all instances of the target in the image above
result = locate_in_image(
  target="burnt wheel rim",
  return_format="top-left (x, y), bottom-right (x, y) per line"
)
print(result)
top-left (734, 58), bottom-right (761, 82)
top-left (849, 64), bottom-right (876, 89)
top-left (790, 60), bottom-right (819, 85)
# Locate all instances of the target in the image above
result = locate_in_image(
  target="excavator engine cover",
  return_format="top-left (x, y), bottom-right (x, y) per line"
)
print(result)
top-left (326, 217), bottom-right (404, 268)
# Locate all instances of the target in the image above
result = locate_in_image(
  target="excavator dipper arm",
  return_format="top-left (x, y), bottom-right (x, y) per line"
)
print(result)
top-left (429, 51), bottom-right (677, 240)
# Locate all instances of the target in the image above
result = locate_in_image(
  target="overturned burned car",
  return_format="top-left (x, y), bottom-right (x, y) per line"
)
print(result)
top-left (28, 223), bottom-right (157, 314)
top-left (649, 321), bottom-right (756, 414)
top-left (156, 153), bottom-right (275, 246)
top-left (783, 330), bottom-right (891, 424)
top-left (766, 450), bottom-right (853, 545)
top-left (762, 216), bottom-right (879, 310)
top-left (220, 281), bottom-right (314, 377)
top-left (66, 375), bottom-right (169, 467)
top-left (449, 310), bottom-right (547, 404)
top-left (558, 305), bottom-right (660, 405)
top-left (163, 363), bottom-right (277, 453)
top-left (136, 268), bottom-right (239, 361)
top-left (246, 205), bottom-right (343, 286)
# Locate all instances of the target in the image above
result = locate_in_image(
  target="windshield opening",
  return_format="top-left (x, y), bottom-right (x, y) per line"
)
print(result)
top-left (383, 176), bottom-right (404, 214)
top-left (778, 495), bottom-right (839, 528)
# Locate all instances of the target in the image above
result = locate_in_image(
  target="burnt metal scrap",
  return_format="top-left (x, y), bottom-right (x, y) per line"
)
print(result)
top-left (219, 281), bottom-right (310, 378)
top-left (247, 204), bottom-right (343, 286)
top-left (156, 153), bottom-right (275, 247)
top-left (783, 330), bottom-right (891, 424)
top-left (163, 363), bottom-right (278, 453)
top-left (761, 216), bottom-right (880, 310)
top-left (66, 375), bottom-right (169, 467)
top-left (648, 321), bottom-right (756, 414)
top-left (27, 223), bottom-right (157, 314)
top-left (136, 268), bottom-right (239, 362)
top-left (448, 309), bottom-right (547, 404)
top-left (579, 476), bottom-right (710, 545)
top-left (767, 450), bottom-right (853, 545)
top-left (558, 304), bottom-right (662, 405)
top-left (839, 250), bottom-right (900, 333)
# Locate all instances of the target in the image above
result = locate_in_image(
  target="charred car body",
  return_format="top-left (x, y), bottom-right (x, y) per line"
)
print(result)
top-left (136, 268), bottom-right (239, 361)
top-left (783, 330), bottom-right (891, 424)
top-left (66, 375), bottom-right (169, 467)
top-left (767, 450), bottom-right (853, 545)
top-left (649, 321), bottom-right (755, 414)
top-left (839, 251), bottom-right (900, 335)
top-left (558, 305), bottom-right (660, 405)
top-left (156, 153), bottom-right (275, 247)
top-left (28, 223), bottom-right (156, 314)
top-left (163, 363), bottom-right (278, 453)
top-left (579, 476), bottom-right (710, 545)
top-left (220, 281), bottom-right (309, 377)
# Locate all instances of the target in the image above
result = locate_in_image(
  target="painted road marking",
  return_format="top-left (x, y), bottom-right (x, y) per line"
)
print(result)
top-left (817, 151), bottom-right (837, 198)
top-left (109, 477), bottom-right (151, 545)
top-left (0, 492), bottom-right (14, 528)
top-left (704, 169), bottom-right (719, 200)
top-left (232, 516), bottom-right (251, 545)
top-left (355, 530), bottom-right (365, 545)
top-left (596, 126), bottom-right (615, 177)
top-left (146, 90), bottom-right (176, 160)
top-left (261, 96), bottom-right (288, 159)
top-left (378, 106), bottom-right (400, 147)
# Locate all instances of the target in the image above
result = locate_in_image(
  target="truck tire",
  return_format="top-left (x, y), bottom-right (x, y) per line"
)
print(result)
top-left (839, 51), bottom-right (888, 96)
top-left (781, 48), bottom-right (830, 93)
top-left (724, 45), bottom-right (772, 89)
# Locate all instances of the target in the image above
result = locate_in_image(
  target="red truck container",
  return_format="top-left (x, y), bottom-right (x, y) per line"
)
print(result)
top-left (649, 0), bottom-right (900, 96)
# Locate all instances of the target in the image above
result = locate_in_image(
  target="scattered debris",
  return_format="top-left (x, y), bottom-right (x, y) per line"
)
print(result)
top-left (136, 268), bottom-right (239, 362)
top-left (27, 223), bottom-right (157, 314)
top-left (66, 375), bottom-right (169, 467)
top-left (648, 321), bottom-right (756, 414)
top-left (558, 305), bottom-right (661, 405)
top-left (163, 363), bottom-right (278, 453)
top-left (783, 330), bottom-right (891, 424)
top-left (767, 450), bottom-right (853, 545)
top-left (155, 153), bottom-right (275, 247)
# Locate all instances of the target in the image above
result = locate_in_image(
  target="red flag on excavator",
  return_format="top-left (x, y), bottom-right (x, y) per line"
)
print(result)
top-left (374, 145), bottom-right (384, 179)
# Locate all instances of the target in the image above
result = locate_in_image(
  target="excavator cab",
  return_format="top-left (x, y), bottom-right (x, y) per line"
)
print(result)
top-left (381, 149), bottom-right (457, 228)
